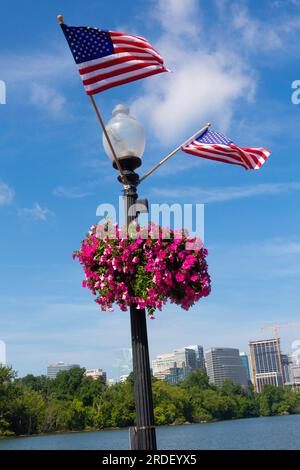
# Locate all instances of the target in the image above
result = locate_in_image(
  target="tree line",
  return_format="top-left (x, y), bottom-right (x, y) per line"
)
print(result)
top-left (1, 365), bottom-right (300, 437)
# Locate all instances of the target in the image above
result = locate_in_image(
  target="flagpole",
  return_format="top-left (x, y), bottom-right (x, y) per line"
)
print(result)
top-left (139, 122), bottom-right (211, 184)
top-left (57, 15), bottom-right (129, 186)
top-left (89, 95), bottom-right (129, 184)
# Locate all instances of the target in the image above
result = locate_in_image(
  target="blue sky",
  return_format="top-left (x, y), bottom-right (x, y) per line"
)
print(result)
top-left (1, 0), bottom-right (300, 379)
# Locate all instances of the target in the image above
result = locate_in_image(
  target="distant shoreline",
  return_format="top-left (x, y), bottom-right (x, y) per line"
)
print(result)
top-left (1, 413), bottom-right (296, 442)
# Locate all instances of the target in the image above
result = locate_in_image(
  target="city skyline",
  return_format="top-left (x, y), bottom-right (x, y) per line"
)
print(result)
top-left (1, 0), bottom-right (300, 379)
top-left (3, 330), bottom-right (299, 383)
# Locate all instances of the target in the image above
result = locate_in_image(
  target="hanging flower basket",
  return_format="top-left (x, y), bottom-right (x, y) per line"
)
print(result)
top-left (73, 223), bottom-right (211, 316)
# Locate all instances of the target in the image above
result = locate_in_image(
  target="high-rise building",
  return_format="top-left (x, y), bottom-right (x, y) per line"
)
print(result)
top-left (152, 352), bottom-right (176, 380)
top-left (205, 347), bottom-right (248, 387)
top-left (47, 361), bottom-right (80, 379)
top-left (240, 352), bottom-right (252, 384)
top-left (152, 346), bottom-right (202, 383)
top-left (165, 367), bottom-right (191, 385)
top-left (119, 374), bottom-right (130, 383)
top-left (281, 354), bottom-right (291, 384)
top-left (174, 348), bottom-right (197, 370)
top-left (85, 369), bottom-right (107, 382)
top-left (185, 345), bottom-right (205, 370)
top-left (249, 338), bottom-right (284, 392)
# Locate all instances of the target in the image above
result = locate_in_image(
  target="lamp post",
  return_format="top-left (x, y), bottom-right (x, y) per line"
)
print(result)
top-left (103, 104), bottom-right (157, 450)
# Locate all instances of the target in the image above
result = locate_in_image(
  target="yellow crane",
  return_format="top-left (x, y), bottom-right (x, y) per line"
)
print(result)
top-left (261, 322), bottom-right (300, 339)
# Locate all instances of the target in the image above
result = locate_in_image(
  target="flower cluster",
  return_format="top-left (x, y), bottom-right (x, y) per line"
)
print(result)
top-left (73, 223), bottom-right (211, 316)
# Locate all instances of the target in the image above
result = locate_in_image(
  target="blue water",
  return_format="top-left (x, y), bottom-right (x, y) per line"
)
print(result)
top-left (1, 414), bottom-right (299, 450)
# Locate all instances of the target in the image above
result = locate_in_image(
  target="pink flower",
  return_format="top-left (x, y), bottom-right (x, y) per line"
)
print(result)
top-left (175, 272), bottom-right (185, 282)
top-left (75, 223), bottom-right (211, 316)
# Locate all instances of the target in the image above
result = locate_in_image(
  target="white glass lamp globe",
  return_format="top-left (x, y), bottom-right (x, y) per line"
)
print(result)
top-left (102, 104), bottom-right (145, 168)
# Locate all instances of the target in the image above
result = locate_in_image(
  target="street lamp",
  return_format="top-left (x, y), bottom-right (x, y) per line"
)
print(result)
top-left (103, 104), bottom-right (145, 170)
top-left (103, 104), bottom-right (157, 451)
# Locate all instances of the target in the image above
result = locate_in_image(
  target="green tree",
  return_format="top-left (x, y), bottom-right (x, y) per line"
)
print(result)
top-left (9, 387), bottom-right (46, 435)
top-left (181, 369), bottom-right (210, 391)
top-left (153, 381), bottom-right (189, 425)
top-left (1, 364), bottom-right (300, 437)
top-left (77, 376), bottom-right (106, 406)
top-left (65, 398), bottom-right (90, 430)
top-left (18, 374), bottom-right (51, 399)
top-left (51, 367), bottom-right (85, 400)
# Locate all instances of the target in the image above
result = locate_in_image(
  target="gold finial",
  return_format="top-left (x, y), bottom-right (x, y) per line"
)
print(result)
top-left (57, 15), bottom-right (64, 25)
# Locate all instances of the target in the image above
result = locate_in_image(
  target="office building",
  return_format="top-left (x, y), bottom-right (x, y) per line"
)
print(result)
top-left (205, 347), bottom-right (248, 387)
top-left (152, 352), bottom-right (176, 380)
top-left (152, 345), bottom-right (203, 383)
top-left (249, 338), bottom-right (284, 392)
top-left (47, 361), bottom-right (80, 379)
top-left (165, 367), bottom-right (191, 385)
top-left (85, 368), bottom-right (107, 382)
top-left (240, 352), bottom-right (252, 384)
top-left (281, 354), bottom-right (292, 384)
top-left (185, 345), bottom-right (205, 370)
top-left (119, 374), bottom-right (130, 383)
top-left (174, 347), bottom-right (197, 370)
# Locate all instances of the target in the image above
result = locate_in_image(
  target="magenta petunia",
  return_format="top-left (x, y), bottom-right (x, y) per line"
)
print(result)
top-left (73, 223), bottom-right (211, 316)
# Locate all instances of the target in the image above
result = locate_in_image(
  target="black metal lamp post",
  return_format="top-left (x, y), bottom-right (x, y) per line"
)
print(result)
top-left (102, 105), bottom-right (157, 450)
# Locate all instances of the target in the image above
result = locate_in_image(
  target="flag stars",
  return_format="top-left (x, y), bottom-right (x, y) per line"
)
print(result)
top-left (63, 26), bottom-right (114, 63)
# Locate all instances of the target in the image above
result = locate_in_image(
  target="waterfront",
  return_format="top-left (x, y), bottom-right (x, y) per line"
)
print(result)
top-left (1, 414), bottom-right (299, 450)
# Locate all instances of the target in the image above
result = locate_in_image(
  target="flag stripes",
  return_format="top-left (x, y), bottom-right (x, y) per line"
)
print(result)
top-left (61, 24), bottom-right (168, 95)
top-left (182, 129), bottom-right (271, 171)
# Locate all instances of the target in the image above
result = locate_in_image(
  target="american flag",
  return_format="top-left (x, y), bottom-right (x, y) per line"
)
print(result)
top-left (60, 24), bottom-right (168, 95)
top-left (182, 128), bottom-right (271, 170)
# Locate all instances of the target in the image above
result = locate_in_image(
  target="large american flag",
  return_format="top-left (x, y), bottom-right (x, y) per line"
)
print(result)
top-left (182, 128), bottom-right (271, 170)
top-left (60, 24), bottom-right (168, 95)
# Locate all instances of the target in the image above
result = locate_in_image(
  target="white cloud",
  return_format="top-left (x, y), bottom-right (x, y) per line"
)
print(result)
top-left (30, 83), bottom-right (66, 115)
top-left (152, 182), bottom-right (300, 203)
top-left (229, 2), bottom-right (300, 52)
top-left (261, 239), bottom-right (300, 256)
top-left (0, 181), bottom-right (14, 205)
top-left (53, 185), bottom-right (91, 199)
top-left (131, 0), bottom-right (255, 146)
top-left (18, 202), bottom-right (54, 221)
top-left (0, 50), bottom-right (72, 84)
top-left (154, 0), bottom-right (201, 39)
top-left (212, 236), bottom-right (300, 281)
top-left (231, 5), bottom-right (282, 50)
top-left (0, 49), bottom-right (73, 115)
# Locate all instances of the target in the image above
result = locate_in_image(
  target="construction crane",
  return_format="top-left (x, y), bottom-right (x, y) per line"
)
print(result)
top-left (261, 322), bottom-right (300, 339)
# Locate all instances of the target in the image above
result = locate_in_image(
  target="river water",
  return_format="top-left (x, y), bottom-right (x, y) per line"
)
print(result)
top-left (1, 414), bottom-right (299, 450)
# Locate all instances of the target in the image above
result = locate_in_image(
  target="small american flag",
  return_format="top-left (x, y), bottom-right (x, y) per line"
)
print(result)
top-left (60, 23), bottom-right (169, 95)
top-left (182, 128), bottom-right (271, 170)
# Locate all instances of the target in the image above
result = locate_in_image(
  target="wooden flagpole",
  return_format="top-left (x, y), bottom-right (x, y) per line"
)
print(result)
top-left (57, 15), bottom-right (129, 186)
top-left (139, 122), bottom-right (211, 184)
